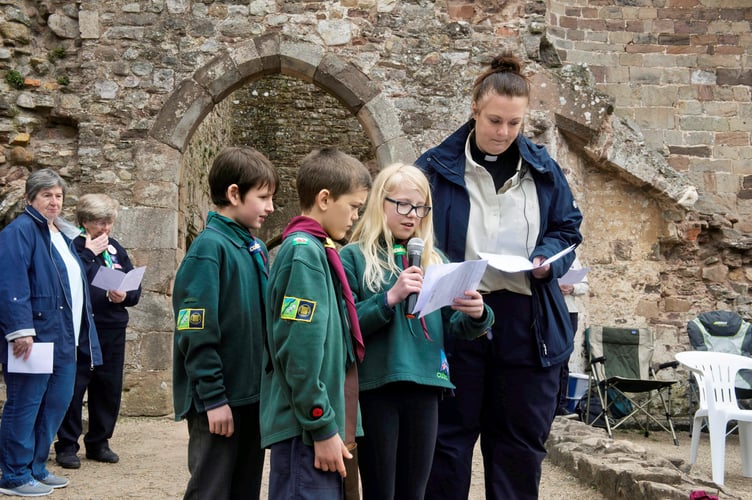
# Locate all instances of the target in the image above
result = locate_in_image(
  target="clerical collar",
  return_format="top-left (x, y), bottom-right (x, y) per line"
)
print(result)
top-left (470, 134), bottom-right (517, 167)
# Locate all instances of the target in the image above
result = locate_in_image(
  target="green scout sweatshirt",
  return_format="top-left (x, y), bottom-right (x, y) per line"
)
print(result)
top-left (340, 242), bottom-right (494, 392)
top-left (260, 231), bottom-right (359, 448)
top-left (172, 212), bottom-right (268, 419)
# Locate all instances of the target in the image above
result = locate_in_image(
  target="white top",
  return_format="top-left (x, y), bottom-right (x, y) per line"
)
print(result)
top-left (463, 137), bottom-right (540, 295)
top-left (51, 230), bottom-right (84, 346)
top-left (563, 256), bottom-right (589, 313)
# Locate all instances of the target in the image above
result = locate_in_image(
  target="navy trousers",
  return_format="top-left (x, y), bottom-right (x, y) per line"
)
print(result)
top-left (425, 291), bottom-right (563, 500)
top-left (268, 436), bottom-right (343, 500)
top-left (56, 327), bottom-right (126, 454)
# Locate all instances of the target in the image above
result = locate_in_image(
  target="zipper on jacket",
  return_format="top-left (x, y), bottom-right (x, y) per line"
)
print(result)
top-left (69, 237), bottom-right (97, 370)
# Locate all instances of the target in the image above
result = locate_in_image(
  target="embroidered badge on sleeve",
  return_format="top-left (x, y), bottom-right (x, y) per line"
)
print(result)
top-left (176, 308), bottom-right (205, 330)
top-left (280, 296), bottom-right (317, 322)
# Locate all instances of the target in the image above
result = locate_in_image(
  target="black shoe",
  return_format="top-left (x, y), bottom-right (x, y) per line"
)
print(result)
top-left (555, 406), bottom-right (579, 419)
top-left (86, 447), bottom-right (119, 463)
top-left (55, 451), bottom-right (81, 469)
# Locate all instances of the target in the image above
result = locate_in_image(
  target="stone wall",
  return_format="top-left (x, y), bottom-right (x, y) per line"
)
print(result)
top-left (0, 0), bottom-right (749, 415)
top-left (230, 74), bottom-right (375, 243)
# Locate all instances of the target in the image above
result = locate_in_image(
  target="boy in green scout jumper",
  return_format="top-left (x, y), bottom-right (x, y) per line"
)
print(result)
top-left (261, 148), bottom-right (371, 500)
top-left (172, 146), bottom-right (279, 499)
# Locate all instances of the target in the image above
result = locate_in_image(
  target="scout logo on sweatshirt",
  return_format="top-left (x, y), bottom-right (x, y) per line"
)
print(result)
top-left (280, 296), bottom-right (317, 322)
top-left (176, 308), bottom-right (205, 330)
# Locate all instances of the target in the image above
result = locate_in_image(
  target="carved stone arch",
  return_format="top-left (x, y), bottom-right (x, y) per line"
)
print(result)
top-left (127, 35), bottom-right (418, 414)
top-left (149, 33), bottom-right (416, 164)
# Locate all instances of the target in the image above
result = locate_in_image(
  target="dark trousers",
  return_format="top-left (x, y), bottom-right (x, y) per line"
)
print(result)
top-left (357, 382), bottom-right (439, 500)
top-left (184, 404), bottom-right (264, 500)
top-left (269, 436), bottom-right (343, 500)
top-left (557, 312), bottom-right (579, 411)
top-left (425, 292), bottom-right (562, 500)
top-left (55, 327), bottom-right (125, 454)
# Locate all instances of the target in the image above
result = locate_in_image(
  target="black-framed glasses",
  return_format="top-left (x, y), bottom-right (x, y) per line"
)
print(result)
top-left (384, 197), bottom-right (432, 218)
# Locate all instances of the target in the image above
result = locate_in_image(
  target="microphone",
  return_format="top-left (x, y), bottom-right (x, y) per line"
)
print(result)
top-left (405, 237), bottom-right (425, 319)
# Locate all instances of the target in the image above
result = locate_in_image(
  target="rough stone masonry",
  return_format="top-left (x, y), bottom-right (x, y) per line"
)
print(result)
top-left (0, 0), bottom-right (749, 416)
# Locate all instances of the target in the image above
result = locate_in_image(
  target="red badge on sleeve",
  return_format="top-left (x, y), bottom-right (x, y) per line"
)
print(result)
top-left (310, 406), bottom-right (324, 419)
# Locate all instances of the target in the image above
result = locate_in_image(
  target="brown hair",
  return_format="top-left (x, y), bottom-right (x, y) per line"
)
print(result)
top-left (209, 146), bottom-right (279, 207)
top-left (472, 53), bottom-right (530, 104)
top-left (296, 147), bottom-right (372, 211)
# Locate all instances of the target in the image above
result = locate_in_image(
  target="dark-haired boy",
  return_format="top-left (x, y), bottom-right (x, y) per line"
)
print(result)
top-left (261, 148), bottom-right (371, 499)
top-left (172, 146), bottom-right (279, 499)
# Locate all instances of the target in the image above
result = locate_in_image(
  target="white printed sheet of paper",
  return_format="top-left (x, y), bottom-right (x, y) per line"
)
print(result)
top-left (91, 266), bottom-right (146, 292)
top-left (7, 342), bottom-right (54, 374)
top-left (558, 267), bottom-right (589, 286)
top-left (413, 259), bottom-right (488, 318)
top-left (478, 244), bottom-right (576, 273)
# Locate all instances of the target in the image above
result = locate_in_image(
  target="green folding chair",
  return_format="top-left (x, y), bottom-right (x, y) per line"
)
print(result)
top-left (584, 325), bottom-right (679, 445)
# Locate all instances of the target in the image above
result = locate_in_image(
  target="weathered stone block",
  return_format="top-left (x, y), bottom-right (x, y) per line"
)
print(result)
top-left (314, 54), bottom-right (379, 113)
top-left (128, 290), bottom-right (175, 334)
top-left (149, 78), bottom-right (214, 152)
top-left (193, 52), bottom-right (243, 102)
top-left (78, 10), bottom-right (99, 39)
top-left (280, 37), bottom-right (325, 80)
top-left (118, 207), bottom-right (178, 249)
top-left (121, 370), bottom-right (172, 417)
top-left (664, 297), bottom-right (691, 313)
top-left (358, 93), bottom-right (404, 147)
top-left (229, 42), bottom-right (265, 79)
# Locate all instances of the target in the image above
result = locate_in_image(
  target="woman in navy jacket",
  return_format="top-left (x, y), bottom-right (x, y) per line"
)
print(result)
top-left (0, 169), bottom-right (102, 496)
top-left (415, 54), bottom-right (583, 499)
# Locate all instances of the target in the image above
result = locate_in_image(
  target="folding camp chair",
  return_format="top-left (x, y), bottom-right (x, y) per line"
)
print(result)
top-left (583, 326), bottom-right (679, 445)
top-left (686, 310), bottom-right (752, 435)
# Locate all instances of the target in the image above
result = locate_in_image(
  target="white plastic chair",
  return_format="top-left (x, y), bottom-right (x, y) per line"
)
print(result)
top-left (675, 351), bottom-right (752, 486)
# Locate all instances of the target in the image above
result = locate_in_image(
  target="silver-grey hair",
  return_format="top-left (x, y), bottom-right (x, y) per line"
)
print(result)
top-left (25, 168), bottom-right (66, 202)
top-left (76, 193), bottom-right (119, 224)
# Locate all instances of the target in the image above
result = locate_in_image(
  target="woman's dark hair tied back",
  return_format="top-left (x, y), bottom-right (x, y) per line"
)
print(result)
top-left (490, 58), bottom-right (519, 73)
top-left (473, 53), bottom-right (529, 101)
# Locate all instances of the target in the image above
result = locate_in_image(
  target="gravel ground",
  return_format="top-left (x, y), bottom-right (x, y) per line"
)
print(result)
top-left (44, 415), bottom-right (752, 499)
top-left (46, 416), bottom-right (609, 499)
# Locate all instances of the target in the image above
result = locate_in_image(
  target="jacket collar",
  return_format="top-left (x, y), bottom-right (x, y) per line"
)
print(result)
top-left (24, 205), bottom-right (80, 239)
top-left (428, 120), bottom-right (553, 184)
top-left (206, 211), bottom-right (254, 247)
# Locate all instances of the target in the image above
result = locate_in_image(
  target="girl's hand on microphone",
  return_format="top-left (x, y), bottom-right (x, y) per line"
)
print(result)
top-left (386, 266), bottom-right (423, 306)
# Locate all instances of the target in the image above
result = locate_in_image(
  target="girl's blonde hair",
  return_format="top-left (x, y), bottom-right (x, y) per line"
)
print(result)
top-left (349, 163), bottom-right (442, 293)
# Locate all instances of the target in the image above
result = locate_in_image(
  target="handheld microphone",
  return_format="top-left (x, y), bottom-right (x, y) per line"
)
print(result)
top-left (405, 237), bottom-right (425, 319)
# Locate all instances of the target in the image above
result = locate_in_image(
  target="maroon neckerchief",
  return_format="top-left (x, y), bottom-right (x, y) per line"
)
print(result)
top-left (395, 242), bottom-right (432, 341)
top-left (282, 216), bottom-right (365, 362)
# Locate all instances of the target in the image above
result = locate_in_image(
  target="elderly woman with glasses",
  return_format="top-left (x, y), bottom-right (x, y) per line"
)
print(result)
top-left (54, 193), bottom-right (141, 470)
top-left (0, 169), bottom-right (102, 496)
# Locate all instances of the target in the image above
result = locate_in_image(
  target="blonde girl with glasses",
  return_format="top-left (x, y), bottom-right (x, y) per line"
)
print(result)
top-left (340, 163), bottom-right (494, 500)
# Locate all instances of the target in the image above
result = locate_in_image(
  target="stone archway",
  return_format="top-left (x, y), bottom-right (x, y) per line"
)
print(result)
top-left (149, 34), bottom-right (415, 163)
top-left (123, 35), bottom-right (414, 415)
